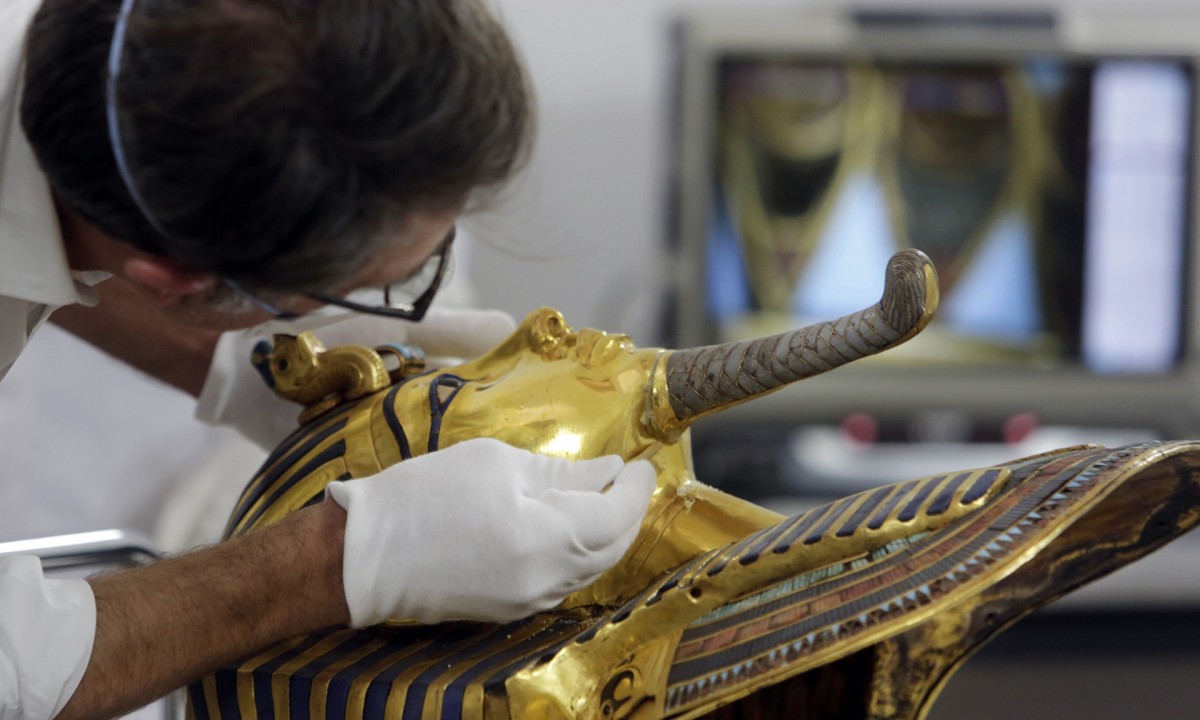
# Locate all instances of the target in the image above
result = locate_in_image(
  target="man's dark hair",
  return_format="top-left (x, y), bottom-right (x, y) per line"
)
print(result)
top-left (21, 0), bottom-right (533, 293)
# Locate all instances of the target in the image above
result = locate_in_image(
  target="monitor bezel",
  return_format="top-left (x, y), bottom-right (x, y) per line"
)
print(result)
top-left (668, 7), bottom-right (1200, 437)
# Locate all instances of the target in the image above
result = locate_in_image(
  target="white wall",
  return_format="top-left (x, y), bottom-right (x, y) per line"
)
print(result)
top-left (463, 0), bottom-right (803, 344)
top-left (467, 0), bottom-right (804, 344)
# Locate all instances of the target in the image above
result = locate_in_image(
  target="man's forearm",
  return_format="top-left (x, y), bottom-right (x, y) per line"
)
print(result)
top-left (57, 500), bottom-right (350, 720)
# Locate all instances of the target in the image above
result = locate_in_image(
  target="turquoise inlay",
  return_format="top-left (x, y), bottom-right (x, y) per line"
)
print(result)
top-left (685, 563), bottom-right (839, 628)
top-left (684, 531), bottom-right (927, 628)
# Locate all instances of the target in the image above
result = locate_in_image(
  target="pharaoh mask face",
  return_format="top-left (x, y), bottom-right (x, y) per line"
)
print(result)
top-left (396, 309), bottom-right (667, 466)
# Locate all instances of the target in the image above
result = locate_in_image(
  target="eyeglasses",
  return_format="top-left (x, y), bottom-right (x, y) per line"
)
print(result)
top-left (226, 227), bottom-right (455, 322)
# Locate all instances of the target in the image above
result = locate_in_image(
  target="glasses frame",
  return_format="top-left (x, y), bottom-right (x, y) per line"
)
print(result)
top-left (225, 228), bottom-right (455, 322)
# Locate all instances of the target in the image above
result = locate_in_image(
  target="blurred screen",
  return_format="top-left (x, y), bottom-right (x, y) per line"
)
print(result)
top-left (706, 56), bottom-right (1193, 374)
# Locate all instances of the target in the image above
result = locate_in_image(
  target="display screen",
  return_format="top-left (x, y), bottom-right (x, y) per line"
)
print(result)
top-left (706, 56), bottom-right (1193, 374)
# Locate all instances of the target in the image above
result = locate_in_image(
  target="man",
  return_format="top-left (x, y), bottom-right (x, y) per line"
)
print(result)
top-left (0, 1), bottom-right (656, 718)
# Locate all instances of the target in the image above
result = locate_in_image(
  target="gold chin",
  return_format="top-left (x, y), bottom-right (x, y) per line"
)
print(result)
top-left (196, 249), bottom-right (1200, 720)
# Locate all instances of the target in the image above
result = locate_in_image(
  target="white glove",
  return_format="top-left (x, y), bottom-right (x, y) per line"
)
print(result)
top-left (196, 308), bottom-right (517, 450)
top-left (325, 438), bottom-right (657, 626)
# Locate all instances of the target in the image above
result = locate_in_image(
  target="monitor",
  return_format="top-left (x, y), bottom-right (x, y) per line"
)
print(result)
top-left (667, 5), bottom-right (1200, 439)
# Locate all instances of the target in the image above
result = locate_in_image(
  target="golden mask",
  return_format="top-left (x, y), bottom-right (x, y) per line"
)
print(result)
top-left (193, 249), bottom-right (1200, 720)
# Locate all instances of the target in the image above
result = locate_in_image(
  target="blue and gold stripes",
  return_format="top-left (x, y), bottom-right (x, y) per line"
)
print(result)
top-left (192, 616), bottom-right (589, 720)
top-left (720, 466), bottom-right (1006, 562)
top-left (225, 410), bottom-right (355, 538)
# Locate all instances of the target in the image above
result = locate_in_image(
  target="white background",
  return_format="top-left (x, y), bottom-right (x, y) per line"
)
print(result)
top-left (2, 0), bottom-right (1194, 541)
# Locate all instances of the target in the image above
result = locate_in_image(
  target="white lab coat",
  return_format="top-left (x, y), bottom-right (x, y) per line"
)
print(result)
top-left (0, 0), bottom-right (99, 716)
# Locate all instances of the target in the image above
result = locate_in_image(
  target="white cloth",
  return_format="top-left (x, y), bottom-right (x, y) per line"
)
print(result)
top-left (0, 0), bottom-right (99, 713)
top-left (0, 557), bottom-right (95, 720)
top-left (327, 438), bottom-right (657, 626)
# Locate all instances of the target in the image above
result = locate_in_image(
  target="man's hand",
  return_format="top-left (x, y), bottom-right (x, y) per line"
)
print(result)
top-left (329, 438), bottom-right (657, 626)
top-left (197, 308), bottom-right (517, 449)
top-left (54, 440), bottom-right (655, 720)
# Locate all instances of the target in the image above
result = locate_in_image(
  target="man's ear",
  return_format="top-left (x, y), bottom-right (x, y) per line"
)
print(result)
top-left (123, 254), bottom-right (218, 306)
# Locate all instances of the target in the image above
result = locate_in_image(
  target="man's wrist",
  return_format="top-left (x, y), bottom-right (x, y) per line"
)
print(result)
top-left (288, 498), bottom-right (350, 629)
